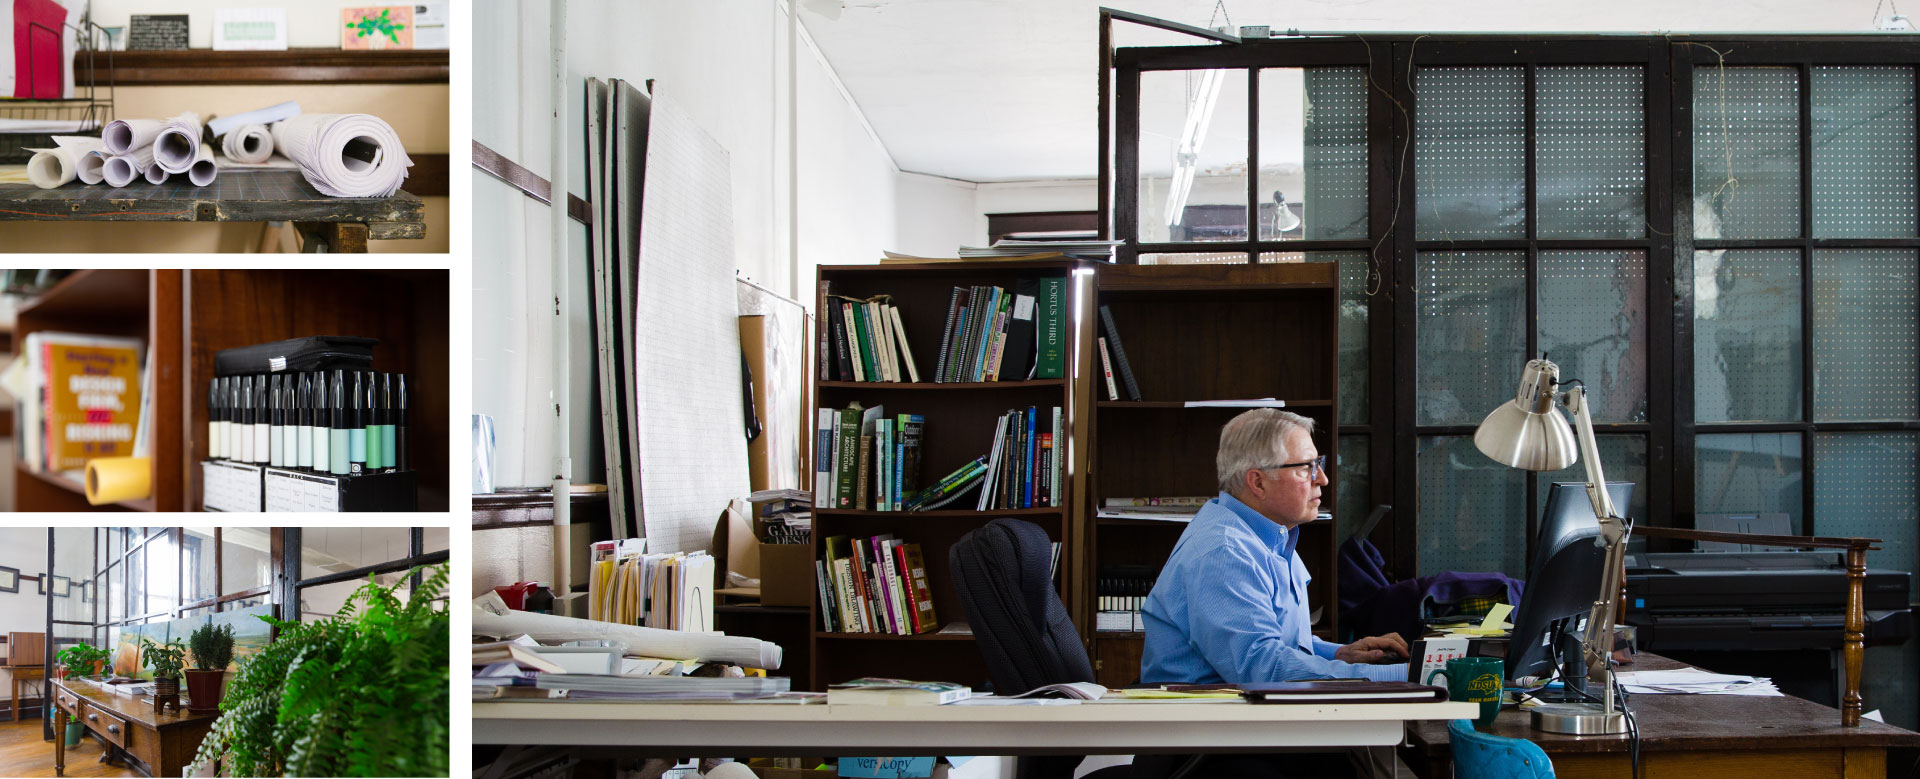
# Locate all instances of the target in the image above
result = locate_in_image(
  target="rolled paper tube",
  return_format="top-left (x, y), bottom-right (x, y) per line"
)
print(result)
top-left (85, 457), bottom-right (152, 505)
top-left (188, 143), bottom-right (218, 186)
top-left (24, 148), bottom-right (76, 189)
top-left (154, 111), bottom-right (203, 174)
top-left (271, 113), bottom-right (413, 197)
top-left (75, 150), bottom-right (109, 185)
top-left (102, 117), bottom-right (166, 156)
top-left (220, 123), bottom-right (274, 164)
top-left (145, 162), bottom-right (170, 185)
top-left (103, 145), bottom-right (155, 187)
top-left (208, 100), bottom-right (300, 138)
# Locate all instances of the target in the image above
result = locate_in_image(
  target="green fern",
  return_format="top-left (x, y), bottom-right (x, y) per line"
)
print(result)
top-left (188, 565), bottom-right (449, 777)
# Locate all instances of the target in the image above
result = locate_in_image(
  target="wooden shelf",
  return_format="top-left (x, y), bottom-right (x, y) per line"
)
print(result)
top-left (817, 506), bottom-right (1064, 520)
top-left (1096, 400), bottom-right (1332, 409)
top-left (15, 465), bottom-right (152, 512)
top-left (820, 379), bottom-right (1069, 391)
top-left (76, 48), bottom-right (449, 86)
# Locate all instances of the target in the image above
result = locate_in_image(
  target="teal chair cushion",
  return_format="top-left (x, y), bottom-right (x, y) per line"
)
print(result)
top-left (1448, 719), bottom-right (1555, 779)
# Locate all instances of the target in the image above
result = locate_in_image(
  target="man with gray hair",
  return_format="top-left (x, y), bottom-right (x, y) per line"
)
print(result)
top-left (1141, 408), bottom-right (1408, 686)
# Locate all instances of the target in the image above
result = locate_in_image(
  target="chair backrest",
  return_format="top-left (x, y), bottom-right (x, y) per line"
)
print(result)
top-left (1448, 719), bottom-right (1555, 779)
top-left (948, 518), bottom-right (1093, 695)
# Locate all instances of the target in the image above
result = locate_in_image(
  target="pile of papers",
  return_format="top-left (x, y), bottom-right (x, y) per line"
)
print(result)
top-left (1614, 667), bottom-right (1783, 696)
top-left (750, 488), bottom-right (812, 544)
top-left (472, 633), bottom-right (793, 702)
top-left (958, 239), bottom-right (1123, 259)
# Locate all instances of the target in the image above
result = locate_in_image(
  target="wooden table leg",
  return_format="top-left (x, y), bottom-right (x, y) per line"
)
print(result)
top-left (54, 705), bottom-right (65, 777)
top-left (294, 222), bottom-right (371, 253)
top-left (1842, 544), bottom-right (1868, 727)
top-left (12, 675), bottom-right (19, 722)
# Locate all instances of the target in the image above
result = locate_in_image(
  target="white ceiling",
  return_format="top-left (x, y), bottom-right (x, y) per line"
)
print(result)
top-left (799, 0), bottom-right (1902, 183)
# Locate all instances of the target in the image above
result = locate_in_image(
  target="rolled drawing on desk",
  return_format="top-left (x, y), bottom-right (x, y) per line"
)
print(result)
top-left (221, 123), bottom-right (275, 164)
top-left (103, 117), bottom-right (166, 156)
top-left (472, 603), bottom-right (783, 670)
top-left (154, 111), bottom-right (204, 174)
top-left (26, 137), bottom-right (106, 188)
top-left (272, 113), bottom-right (413, 197)
top-left (103, 145), bottom-right (153, 188)
top-left (144, 159), bottom-right (169, 185)
top-left (188, 143), bottom-right (219, 187)
top-left (208, 100), bottom-right (301, 139)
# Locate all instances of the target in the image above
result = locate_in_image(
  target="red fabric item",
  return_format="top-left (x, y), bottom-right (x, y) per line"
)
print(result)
top-left (13, 0), bottom-right (67, 99)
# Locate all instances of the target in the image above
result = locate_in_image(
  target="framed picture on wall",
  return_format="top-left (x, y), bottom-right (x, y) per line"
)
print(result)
top-left (52, 576), bottom-right (70, 598)
top-left (0, 567), bottom-right (16, 593)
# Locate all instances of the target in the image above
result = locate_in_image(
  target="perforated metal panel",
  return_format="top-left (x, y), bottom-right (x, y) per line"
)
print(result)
top-left (1416, 67), bottom-right (1526, 240)
top-left (1417, 435), bottom-right (1527, 577)
top-left (1539, 250), bottom-right (1649, 423)
top-left (1693, 249), bottom-right (1803, 423)
top-left (1812, 66), bottom-right (1917, 238)
top-left (1812, 249), bottom-right (1920, 421)
top-left (1694, 432), bottom-right (1804, 529)
top-left (1337, 434), bottom-right (1370, 544)
top-left (1693, 67), bottom-right (1801, 240)
top-left (1537, 66), bottom-right (1646, 238)
top-left (1814, 432), bottom-right (1918, 599)
top-left (1303, 67), bottom-right (1369, 241)
top-left (1531, 435), bottom-right (1649, 521)
top-left (1416, 251), bottom-right (1527, 427)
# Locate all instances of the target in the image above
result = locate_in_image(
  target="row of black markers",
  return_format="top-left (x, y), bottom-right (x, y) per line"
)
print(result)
top-left (206, 370), bottom-right (408, 476)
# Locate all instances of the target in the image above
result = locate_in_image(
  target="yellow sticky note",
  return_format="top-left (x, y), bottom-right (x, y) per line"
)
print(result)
top-left (1481, 603), bottom-right (1514, 631)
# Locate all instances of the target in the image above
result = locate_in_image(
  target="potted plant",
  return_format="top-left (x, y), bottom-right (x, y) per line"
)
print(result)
top-left (184, 623), bottom-right (235, 714)
top-left (55, 643), bottom-right (110, 680)
top-left (189, 565), bottom-right (450, 778)
top-left (140, 637), bottom-right (188, 703)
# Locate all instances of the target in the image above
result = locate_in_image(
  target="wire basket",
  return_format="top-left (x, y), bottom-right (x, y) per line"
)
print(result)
top-left (0, 19), bottom-right (113, 164)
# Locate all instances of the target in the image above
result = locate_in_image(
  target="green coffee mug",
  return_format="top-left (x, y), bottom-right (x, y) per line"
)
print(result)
top-left (1425, 656), bottom-right (1504, 726)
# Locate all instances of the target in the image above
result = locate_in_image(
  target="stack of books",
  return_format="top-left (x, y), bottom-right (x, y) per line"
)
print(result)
top-left (749, 488), bottom-right (812, 544)
top-left (977, 406), bottom-right (1064, 511)
top-left (822, 293), bottom-right (921, 383)
top-left (818, 534), bottom-right (938, 635)
top-left (931, 277), bottom-right (1065, 383)
top-left (814, 403), bottom-right (924, 512)
top-left (827, 677), bottom-right (970, 705)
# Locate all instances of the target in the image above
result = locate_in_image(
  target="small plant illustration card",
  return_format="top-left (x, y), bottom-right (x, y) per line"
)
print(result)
top-left (342, 6), bottom-right (413, 50)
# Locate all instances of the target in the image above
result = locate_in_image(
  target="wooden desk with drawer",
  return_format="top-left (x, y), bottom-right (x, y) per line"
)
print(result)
top-left (52, 679), bottom-right (216, 778)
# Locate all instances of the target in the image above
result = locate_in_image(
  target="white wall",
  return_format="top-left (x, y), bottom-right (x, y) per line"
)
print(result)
top-left (0, 529), bottom-right (49, 647)
top-left (88, 0), bottom-right (450, 49)
top-left (892, 172), bottom-right (980, 258)
top-left (472, 0), bottom-right (903, 490)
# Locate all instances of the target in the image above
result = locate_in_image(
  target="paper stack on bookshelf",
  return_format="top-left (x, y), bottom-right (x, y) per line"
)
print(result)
top-left (958, 238), bottom-right (1122, 260)
top-left (586, 540), bottom-right (716, 633)
top-left (818, 534), bottom-right (938, 635)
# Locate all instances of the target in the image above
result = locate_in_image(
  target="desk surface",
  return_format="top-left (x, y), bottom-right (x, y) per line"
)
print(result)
top-left (1407, 654), bottom-right (1920, 756)
top-left (0, 169), bottom-right (423, 232)
top-left (474, 698), bottom-right (1476, 755)
top-left (56, 679), bottom-right (216, 731)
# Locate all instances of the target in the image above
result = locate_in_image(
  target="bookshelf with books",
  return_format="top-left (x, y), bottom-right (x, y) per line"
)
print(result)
top-left (1081, 262), bottom-right (1341, 689)
top-left (810, 259), bottom-right (1081, 692)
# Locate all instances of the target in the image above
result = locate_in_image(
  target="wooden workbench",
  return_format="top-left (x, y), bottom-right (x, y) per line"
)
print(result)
top-left (0, 169), bottom-right (425, 252)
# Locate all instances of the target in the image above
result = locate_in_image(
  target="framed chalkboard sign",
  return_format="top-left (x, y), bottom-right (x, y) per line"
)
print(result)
top-left (129, 14), bottom-right (189, 50)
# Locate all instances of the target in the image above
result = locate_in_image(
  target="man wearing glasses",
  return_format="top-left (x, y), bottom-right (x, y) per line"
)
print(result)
top-left (1141, 408), bottom-right (1409, 686)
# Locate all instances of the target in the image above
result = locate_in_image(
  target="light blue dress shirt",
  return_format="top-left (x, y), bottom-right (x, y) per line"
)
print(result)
top-left (1140, 491), bottom-right (1408, 684)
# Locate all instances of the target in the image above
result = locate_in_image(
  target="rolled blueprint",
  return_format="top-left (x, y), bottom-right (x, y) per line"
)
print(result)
top-left (189, 143), bottom-right (218, 187)
top-left (271, 113), bottom-right (413, 198)
top-left (24, 147), bottom-right (78, 189)
top-left (220, 123), bottom-right (274, 164)
top-left (51, 136), bottom-right (107, 185)
top-left (102, 117), bottom-right (165, 156)
top-left (103, 145), bottom-right (153, 187)
top-left (154, 111), bottom-right (204, 174)
top-left (145, 160), bottom-right (170, 185)
top-left (75, 150), bottom-right (109, 185)
top-left (471, 606), bottom-right (784, 670)
top-left (85, 456), bottom-right (152, 505)
top-left (208, 100), bottom-right (300, 138)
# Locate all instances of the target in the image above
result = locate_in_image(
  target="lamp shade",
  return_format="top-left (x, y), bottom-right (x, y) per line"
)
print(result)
top-left (1473, 358), bottom-right (1578, 472)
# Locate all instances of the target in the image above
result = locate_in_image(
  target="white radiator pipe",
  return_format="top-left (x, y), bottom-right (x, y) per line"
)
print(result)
top-left (550, 0), bottom-right (573, 600)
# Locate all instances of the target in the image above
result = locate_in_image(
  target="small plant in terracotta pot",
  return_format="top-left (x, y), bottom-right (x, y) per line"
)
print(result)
top-left (55, 643), bottom-right (109, 680)
top-left (184, 623), bottom-right (234, 715)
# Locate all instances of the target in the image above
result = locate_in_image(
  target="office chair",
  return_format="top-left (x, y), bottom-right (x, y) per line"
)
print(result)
top-left (949, 519), bottom-right (1197, 779)
top-left (1448, 719), bottom-right (1555, 779)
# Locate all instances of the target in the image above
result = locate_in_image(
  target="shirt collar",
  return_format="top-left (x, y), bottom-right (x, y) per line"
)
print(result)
top-left (1215, 491), bottom-right (1297, 558)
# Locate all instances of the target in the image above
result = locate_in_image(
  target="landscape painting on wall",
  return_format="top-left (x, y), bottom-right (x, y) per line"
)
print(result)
top-left (214, 604), bottom-right (274, 671)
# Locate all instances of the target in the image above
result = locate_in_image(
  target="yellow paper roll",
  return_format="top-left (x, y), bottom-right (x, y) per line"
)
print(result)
top-left (85, 457), bottom-right (151, 506)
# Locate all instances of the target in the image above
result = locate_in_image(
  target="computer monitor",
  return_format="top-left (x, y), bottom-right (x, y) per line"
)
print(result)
top-left (1506, 481), bottom-right (1635, 687)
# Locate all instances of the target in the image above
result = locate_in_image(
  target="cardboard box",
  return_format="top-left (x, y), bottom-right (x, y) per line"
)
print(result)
top-left (756, 542), bottom-right (812, 607)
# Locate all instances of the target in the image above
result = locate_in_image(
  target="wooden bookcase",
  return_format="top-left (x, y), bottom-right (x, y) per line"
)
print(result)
top-left (808, 260), bottom-right (1083, 692)
top-left (1082, 262), bottom-right (1342, 688)
top-left (9, 269), bottom-right (448, 512)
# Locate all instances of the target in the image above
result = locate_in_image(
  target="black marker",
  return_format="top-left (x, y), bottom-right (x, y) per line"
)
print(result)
top-left (395, 373), bottom-right (408, 471)
top-left (378, 373), bottom-right (396, 472)
top-left (329, 369), bottom-right (350, 476)
top-left (269, 374), bottom-right (284, 468)
top-left (314, 371), bottom-right (333, 474)
top-left (237, 376), bottom-right (254, 463)
top-left (295, 373), bottom-right (312, 471)
top-left (208, 377), bottom-right (222, 461)
top-left (228, 376), bottom-right (244, 463)
top-left (362, 370), bottom-right (381, 471)
top-left (252, 374), bottom-right (269, 465)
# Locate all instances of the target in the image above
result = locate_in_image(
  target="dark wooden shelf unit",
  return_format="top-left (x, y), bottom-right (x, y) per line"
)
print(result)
top-left (809, 260), bottom-right (1083, 693)
top-left (12, 269), bottom-right (184, 512)
top-left (7, 269), bottom-right (448, 513)
top-left (1083, 262), bottom-right (1341, 688)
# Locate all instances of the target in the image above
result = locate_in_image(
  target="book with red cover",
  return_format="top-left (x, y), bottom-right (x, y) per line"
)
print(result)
top-left (1236, 680), bottom-right (1447, 704)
